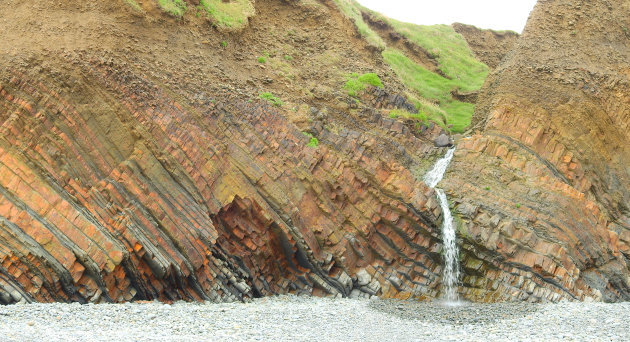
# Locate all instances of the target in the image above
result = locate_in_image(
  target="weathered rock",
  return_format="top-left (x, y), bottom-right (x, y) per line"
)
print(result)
top-left (355, 269), bottom-right (371, 287)
top-left (446, 0), bottom-right (630, 302)
top-left (0, 0), bottom-right (628, 305)
top-left (434, 134), bottom-right (452, 147)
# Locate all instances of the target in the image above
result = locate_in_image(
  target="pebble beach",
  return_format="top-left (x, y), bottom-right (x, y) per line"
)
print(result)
top-left (0, 296), bottom-right (627, 341)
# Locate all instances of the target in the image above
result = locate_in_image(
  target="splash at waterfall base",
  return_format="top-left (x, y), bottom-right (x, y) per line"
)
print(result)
top-left (423, 148), bottom-right (465, 305)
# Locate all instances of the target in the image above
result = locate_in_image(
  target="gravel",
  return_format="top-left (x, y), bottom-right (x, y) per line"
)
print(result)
top-left (0, 296), bottom-right (627, 341)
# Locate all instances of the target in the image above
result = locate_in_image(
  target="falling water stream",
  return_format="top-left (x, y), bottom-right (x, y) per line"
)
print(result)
top-left (423, 148), bottom-right (461, 303)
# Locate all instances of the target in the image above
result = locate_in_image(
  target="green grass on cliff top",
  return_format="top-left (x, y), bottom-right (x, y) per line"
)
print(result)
top-left (333, 0), bottom-right (489, 132)
top-left (384, 20), bottom-right (489, 91)
top-left (382, 49), bottom-right (475, 131)
top-left (331, 0), bottom-right (386, 49)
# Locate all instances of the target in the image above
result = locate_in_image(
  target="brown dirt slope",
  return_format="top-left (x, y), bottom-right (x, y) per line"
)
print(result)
top-left (446, 0), bottom-right (630, 302)
top-left (452, 23), bottom-right (520, 69)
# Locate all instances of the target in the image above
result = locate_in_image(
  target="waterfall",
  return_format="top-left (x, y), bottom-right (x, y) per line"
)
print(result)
top-left (424, 148), bottom-right (461, 303)
top-left (423, 148), bottom-right (455, 188)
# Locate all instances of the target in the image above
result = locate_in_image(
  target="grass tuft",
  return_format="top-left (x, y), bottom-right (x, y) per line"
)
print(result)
top-left (157, 0), bottom-right (187, 16)
top-left (199, 0), bottom-right (255, 30)
top-left (344, 72), bottom-right (383, 97)
top-left (358, 73), bottom-right (384, 88)
top-left (259, 92), bottom-right (283, 107)
top-left (303, 132), bottom-right (319, 147)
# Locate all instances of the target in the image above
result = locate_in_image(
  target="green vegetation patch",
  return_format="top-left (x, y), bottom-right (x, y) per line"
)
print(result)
top-left (389, 108), bottom-right (427, 122)
top-left (344, 72), bottom-right (383, 97)
top-left (383, 49), bottom-right (474, 132)
top-left (331, 0), bottom-right (385, 49)
top-left (303, 132), bottom-right (319, 148)
top-left (158, 0), bottom-right (187, 16)
top-left (369, 14), bottom-right (489, 91)
top-left (199, 0), bottom-right (255, 29)
top-left (441, 101), bottom-right (474, 132)
top-left (330, 0), bottom-right (490, 133)
top-left (259, 92), bottom-right (283, 107)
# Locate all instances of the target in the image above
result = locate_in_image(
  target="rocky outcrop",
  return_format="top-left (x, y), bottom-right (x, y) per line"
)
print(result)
top-left (0, 0), bottom-right (451, 304)
top-left (0, 56), bottom-right (449, 303)
top-left (446, 0), bottom-right (630, 302)
top-left (0, 0), bottom-right (629, 305)
top-left (452, 23), bottom-right (520, 69)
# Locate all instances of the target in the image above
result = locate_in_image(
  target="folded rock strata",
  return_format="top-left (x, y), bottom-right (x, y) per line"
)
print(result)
top-left (0, 0), bottom-right (629, 304)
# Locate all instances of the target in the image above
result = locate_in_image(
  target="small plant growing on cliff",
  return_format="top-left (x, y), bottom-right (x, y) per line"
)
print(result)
top-left (358, 73), bottom-right (384, 88)
top-left (125, 0), bottom-right (142, 11)
top-left (220, 40), bottom-right (227, 48)
top-left (303, 132), bottom-right (319, 147)
top-left (344, 72), bottom-right (384, 97)
top-left (484, 186), bottom-right (490, 191)
top-left (198, 0), bottom-right (255, 29)
top-left (388, 109), bottom-right (427, 122)
top-left (158, 0), bottom-right (187, 16)
top-left (259, 92), bottom-right (283, 107)
top-left (515, 203), bottom-right (521, 208)
top-left (257, 56), bottom-right (266, 63)
top-left (284, 55), bottom-right (293, 61)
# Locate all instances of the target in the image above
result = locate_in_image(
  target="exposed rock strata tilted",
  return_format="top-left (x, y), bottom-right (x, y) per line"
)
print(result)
top-left (446, 0), bottom-right (630, 302)
top-left (0, 0), bottom-right (628, 305)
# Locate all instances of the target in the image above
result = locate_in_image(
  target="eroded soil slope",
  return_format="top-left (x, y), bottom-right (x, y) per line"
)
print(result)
top-left (452, 23), bottom-right (519, 69)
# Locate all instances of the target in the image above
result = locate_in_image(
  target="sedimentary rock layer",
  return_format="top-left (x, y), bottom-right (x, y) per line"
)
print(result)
top-left (445, 0), bottom-right (630, 302)
top-left (0, 0), bottom-right (629, 304)
top-left (0, 50), bottom-right (453, 303)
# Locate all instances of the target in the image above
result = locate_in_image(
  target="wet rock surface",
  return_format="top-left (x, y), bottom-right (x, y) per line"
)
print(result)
top-left (0, 297), bottom-right (628, 341)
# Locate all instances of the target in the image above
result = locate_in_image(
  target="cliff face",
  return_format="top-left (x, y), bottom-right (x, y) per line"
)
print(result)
top-left (452, 23), bottom-right (520, 69)
top-left (0, 0), bottom-right (450, 304)
top-left (446, 0), bottom-right (630, 302)
top-left (0, 0), bottom-right (629, 305)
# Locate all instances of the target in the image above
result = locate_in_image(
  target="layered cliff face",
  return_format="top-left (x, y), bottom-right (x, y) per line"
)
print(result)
top-left (0, 0), bottom-right (453, 304)
top-left (452, 23), bottom-right (520, 69)
top-left (445, 0), bottom-right (630, 302)
top-left (0, 0), bottom-right (629, 305)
